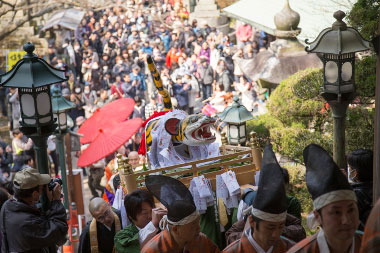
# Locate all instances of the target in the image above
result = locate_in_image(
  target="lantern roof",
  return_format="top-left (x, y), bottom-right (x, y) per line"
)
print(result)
top-left (305, 10), bottom-right (370, 55)
top-left (51, 89), bottom-right (75, 113)
top-left (0, 42), bottom-right (67, 88)
top-left (218, 96), bottom-right (254, 124)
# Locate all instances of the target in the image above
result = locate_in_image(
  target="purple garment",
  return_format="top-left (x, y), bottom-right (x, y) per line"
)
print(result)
top-left (199, 48), bottom-right (211, 63)
top-left (104, 188), bottom-right (115, 205)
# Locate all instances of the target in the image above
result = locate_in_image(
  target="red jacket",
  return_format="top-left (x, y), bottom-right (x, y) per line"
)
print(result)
top-left (111, 83), bottom-right (124, 99)
top-left (166, 48), bottom-right (182, 69)
top-left (360, 198), bottom-right (380, 252)
top-left (236, 24), bottom-right (252, 42)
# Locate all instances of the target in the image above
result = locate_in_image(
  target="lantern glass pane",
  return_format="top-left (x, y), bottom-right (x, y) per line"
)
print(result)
top-left (39, 116), bottom-right (51, 124)
top-left (239, 124), bottom-right (246, 137)
top-left (325, 61), bottom-right (338, 83)
top-left (20, 94), bottom-right (35, 117)
top-left (230, 139), bottom-right (238, 145)
top-left (36, 92), bottom-right (51, 116)
top-left (59, 112), bottom-right (67, 129)
top-left (24, 119), bottom-right (36, 125)
top-left (230, 125), bottom-right (239, 138)
top-left (341, 62), bottom-right (352, 81)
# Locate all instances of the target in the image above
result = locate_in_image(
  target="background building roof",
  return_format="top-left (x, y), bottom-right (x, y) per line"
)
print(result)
top-left (42, 9), bottom-right (85, 31)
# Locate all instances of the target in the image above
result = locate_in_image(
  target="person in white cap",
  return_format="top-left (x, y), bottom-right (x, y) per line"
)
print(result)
top-left (288, 144), bottom-right (362, 253)
top-left (0, 168), bottom-right (67, 252)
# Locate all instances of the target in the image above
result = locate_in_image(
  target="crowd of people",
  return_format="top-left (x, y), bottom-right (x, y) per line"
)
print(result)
top-left (39, 0), bottom-right (270, 199)
top-left (44, 0), bottom-right (269, 124)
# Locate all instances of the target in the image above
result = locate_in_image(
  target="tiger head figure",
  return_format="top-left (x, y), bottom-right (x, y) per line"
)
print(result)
top-left (165, 113), bottom-right (216, 146)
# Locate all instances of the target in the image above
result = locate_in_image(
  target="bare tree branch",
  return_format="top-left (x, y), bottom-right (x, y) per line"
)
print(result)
top-left (0, 0), bottom-right (118, 42)
top-left (0, 2), bottom-right (61, 41)
top-left (0, 0), bottom-right (15, 9)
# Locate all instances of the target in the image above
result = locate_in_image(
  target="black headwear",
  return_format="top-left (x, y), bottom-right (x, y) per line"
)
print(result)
top-left (145, 175), bottom-right (196, 222)
top-left (303, 144), bottom-right (355, 210)
top-left (248, 144), bottom-right (287, 222)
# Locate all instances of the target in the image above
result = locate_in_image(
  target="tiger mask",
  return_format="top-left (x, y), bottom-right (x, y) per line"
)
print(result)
top-left (165, 114), bottom-right (216, 146)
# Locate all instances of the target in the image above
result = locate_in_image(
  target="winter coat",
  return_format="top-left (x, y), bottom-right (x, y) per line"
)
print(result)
top-left (216, 70), bottom-right (233, 92)
top-left (0, 199), bottom-right (68, 252)
top-left (198, 65), bottom-right (214, 86)
top-left (173, 83), bottom-right (191, 107)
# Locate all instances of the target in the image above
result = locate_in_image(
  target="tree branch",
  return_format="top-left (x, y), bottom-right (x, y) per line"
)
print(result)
top-left (0, 0), bottom-right (15, 9)
top-left (0, 2), bottom-right (61, 41)
top-left (0, 0), bottom-right (119, 42)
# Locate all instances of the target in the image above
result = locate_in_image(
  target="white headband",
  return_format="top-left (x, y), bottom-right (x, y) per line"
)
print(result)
top-left (313, 190), bottom-right (357, 210)
top-left (159, 210), bottom-right (200, 230)
top-left (243, 206), bottom-right (287, 222)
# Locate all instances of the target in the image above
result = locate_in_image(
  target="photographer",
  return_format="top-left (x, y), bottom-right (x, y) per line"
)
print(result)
top-left (0, 168), bottom-right (68, 252)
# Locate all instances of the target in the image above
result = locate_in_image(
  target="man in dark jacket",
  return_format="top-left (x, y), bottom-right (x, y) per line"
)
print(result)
top-left (348, 149), bottom-right (373, 230)
top-left (173, 75), bottom-right (191, 112)
top-left (0, 168), bottom-right (68, 252)
top-left (121, 73), bottom-right (137, 99)
top-left (198, 59), bottom-right (214, 100)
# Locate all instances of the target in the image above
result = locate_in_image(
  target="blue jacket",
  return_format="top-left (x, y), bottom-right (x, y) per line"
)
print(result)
top-left (142, 46), bottom-right (153, 55)
top-left (129, 72), bottom-right (146, 91)
top-left (173, 83), bottom-right (191, 107)
top-left (159, 34), bottom-right (171, 52)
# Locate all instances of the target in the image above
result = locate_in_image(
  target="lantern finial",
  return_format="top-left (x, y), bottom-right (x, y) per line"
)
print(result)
top-left (332, 10), bottom-right (347, 31)
top-left (23, 42), bottom-right (35, 57)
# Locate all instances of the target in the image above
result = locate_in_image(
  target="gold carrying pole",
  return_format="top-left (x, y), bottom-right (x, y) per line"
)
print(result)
top-left (116, 154), bottom-right (138, 194)
top-left (250, 132), bottom-right (262, 171)
top-left (221, 132), bottom-right (228, 155)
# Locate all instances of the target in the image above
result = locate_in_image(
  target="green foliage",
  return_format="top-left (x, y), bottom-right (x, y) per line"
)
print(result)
top-left (347, 0), bottom-right (380, 40)
top-left (270, 127), bottom-right (332, 163)
top-left (267, 68), bottom-right (325, 128)
top-left (355, 55), bottom-right (377, 99)
top-left (246, 114), bottom-right (282, 148)
top-left (286, 164), bottom-right (317, 235)
top-left (346, 107), bottom-right (375, 152)
top-left (292, 69), bottom-right (323, 99)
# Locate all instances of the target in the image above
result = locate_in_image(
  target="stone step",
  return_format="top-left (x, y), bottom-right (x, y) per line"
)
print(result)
top-left (194, 4), bottom-right (218, 12)
top-left (191, 10), bottom-right (220, 18)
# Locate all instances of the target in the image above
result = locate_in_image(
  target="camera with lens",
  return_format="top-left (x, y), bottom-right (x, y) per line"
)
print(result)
top-left (48, 178), bottom-right (63, 191)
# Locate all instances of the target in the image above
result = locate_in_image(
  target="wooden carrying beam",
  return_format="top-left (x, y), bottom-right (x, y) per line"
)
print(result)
top-left (134, 148), bottom-right (260, 191)
top-left (120, 133), bottom-right (263, 193)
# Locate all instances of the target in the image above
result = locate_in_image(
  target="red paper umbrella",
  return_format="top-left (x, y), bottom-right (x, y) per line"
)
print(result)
top-left (77, 118), bottom-right (142, 167)
top-left (78, 98), bottom-right (135, 144)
